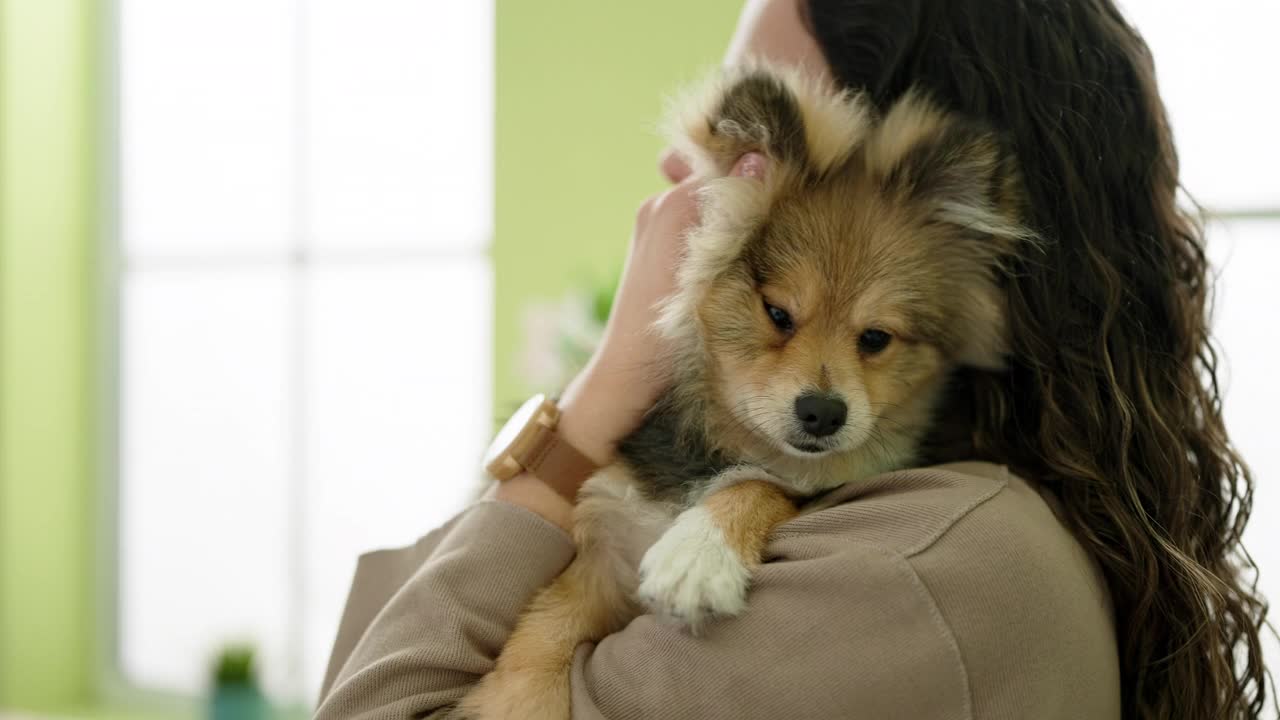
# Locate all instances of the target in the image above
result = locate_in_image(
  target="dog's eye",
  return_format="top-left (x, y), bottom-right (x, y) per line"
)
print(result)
top-left (764, 301), bottom-right (794, 332)
top-left (858, 329), bottom-right (892, 354)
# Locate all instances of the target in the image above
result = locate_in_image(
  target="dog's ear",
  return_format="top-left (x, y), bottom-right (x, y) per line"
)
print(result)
top-left (699, 71), bottom-right (809, 171)
top-left (867, 90), bottom-right (1033, 253)
top-left (656, 65), bottom-right (871, 345)
top-left (664, 63), bottom-right (871, 179)
top-left (865, 91), bottom-right (1036, 369)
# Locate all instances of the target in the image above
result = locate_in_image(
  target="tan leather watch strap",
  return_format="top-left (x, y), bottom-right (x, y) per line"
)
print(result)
top-left (485, 394), bottom-right (600, 502)
top-left (522, 426), bottom-right (598, 502)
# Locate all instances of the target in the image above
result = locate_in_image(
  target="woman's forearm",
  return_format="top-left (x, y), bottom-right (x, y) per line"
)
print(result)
top-left (486, 363), bottom-right (631, 532)
top-left (314, 501), bottom-right (575, 718)
top-left (491, 473), bottom-right (574, 532)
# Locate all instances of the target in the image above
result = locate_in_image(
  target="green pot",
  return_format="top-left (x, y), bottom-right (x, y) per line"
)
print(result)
top-left (210, 683), bottom-right (268, 720)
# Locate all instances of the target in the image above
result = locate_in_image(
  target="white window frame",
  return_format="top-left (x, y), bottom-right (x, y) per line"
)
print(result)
top-left (98, 0), bottom-right (494, 710)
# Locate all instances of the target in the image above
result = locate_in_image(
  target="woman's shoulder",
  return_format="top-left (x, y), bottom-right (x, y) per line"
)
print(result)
top-left (781, 461), bottom-right (1077, 562)
top-left (773, 461), bottom-right (1121, 718)
top-left (779, 461), bottom-right (1112, 613)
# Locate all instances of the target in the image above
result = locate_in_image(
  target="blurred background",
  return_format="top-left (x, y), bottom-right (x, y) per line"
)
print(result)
top-left (0, 0), bottom-right (1275, 718)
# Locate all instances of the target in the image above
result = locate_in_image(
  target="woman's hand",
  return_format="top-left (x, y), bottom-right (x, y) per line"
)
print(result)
top-left (493, 167), bottom-right (701, 530)
top-left (497, 153), bottom-right (765, 527)
top-left (559, 151), bottom-right (766, 467)
top-left (556, 169), bottom-right (703, 468)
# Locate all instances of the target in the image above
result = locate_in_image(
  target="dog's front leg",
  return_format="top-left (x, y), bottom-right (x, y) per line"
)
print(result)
top-left (459, 469), bottom-right (652, 720)
top-left (638, 474), bottom-right (797, 631)
top-left (458, 545), bottom-right (637, 720)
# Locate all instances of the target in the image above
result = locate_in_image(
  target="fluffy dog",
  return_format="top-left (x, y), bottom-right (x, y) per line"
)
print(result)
top-left (460, 63), bottom-right (1033, 719)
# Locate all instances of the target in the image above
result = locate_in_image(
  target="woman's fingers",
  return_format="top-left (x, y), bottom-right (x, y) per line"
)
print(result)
top-left (555, 151), bottom-right (763, 473)
top-left (659, 148), bottom-right (693, 184)
top-left (730, 151), bottom-right (767, 179)
top-left (661, 148), bottom-right (768, 185)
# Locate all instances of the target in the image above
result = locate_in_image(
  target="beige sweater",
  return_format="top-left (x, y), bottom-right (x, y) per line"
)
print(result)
top-left (315, 462), bottom-right (1120, 719)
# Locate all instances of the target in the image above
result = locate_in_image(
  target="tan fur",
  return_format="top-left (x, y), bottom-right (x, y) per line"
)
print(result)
top-left (461, 467), bottom-right (671, 719)
top-left (862, 88), bottom-right (951, 178)
top-left (703, 480), bottom-right (798, 560)
top-left (663, 60), bottom-right (872, 177)
top-left (460, 565), bottom-right (608, 720)
top-left (748, 59), bottom-right (872, 173)
top-left (462, 63), bottom-right (1033, 719)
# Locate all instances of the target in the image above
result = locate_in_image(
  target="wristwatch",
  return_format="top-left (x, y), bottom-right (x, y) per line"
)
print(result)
top-left (483, 394), bottom-right (599, 501)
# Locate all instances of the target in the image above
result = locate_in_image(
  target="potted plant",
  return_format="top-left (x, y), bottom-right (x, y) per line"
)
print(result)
top-left (209, 644), bottom-right (269, 720)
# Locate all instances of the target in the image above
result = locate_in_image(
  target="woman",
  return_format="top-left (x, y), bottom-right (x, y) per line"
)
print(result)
top-left (315, 1), bottom-right (1270, 717)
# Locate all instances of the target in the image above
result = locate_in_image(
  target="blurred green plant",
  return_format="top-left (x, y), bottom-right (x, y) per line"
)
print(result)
top-left (591, 273), bottom-right (617, 327)
top-left (209, 643), bottom-right (268, 720)
top-left (211, 644), bottom-right (258, 688)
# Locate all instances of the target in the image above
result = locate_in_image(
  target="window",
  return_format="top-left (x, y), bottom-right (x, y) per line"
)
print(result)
top-left (1120, 0), bottom-right (1280, 667)
top-left (117, 0), bottom-right (492, 703)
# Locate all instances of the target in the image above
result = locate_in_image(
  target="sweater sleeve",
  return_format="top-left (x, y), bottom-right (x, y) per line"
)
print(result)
top-left (316, 504), bottom-right (970, 720)
top-left (315, 500), bottom-right (577, 719)
top-left (567, 538), bottom-right (970, 720)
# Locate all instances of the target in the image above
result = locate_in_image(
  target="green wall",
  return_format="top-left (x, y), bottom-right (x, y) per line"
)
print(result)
top-left (0, 0), bottom-right (742, 714)
top-left (0, 0), bottom-right (99, 711)
top-left (493, 0), bottom-right (743, 416)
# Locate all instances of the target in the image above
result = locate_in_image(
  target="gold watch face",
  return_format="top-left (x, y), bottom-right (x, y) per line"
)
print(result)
top-left (483, 393), bottom-right (548, 478)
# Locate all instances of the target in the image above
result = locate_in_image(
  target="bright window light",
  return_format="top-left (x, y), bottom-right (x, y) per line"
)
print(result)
top-left (120, 0), bottom-right (296, 255)
top-left (121, 268), bottom-right (293, 694)
top-left (1119, 0), bottom-right (1280, 210)
top-left (118, 0), bottom-right (493, 703)
top-left (305, 0), bottom-right (493, 249)
top-left (1208, 220), bottom-right (1280, 653)
top-left (300, 260), bottom-right (492, 694)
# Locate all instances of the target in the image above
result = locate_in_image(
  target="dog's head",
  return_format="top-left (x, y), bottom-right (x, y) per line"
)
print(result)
top-left (659, 66), bottom-right (1033, 475)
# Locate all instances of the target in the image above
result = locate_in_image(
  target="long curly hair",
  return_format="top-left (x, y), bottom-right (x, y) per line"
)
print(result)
top-left (803, 0), bottom-right (1271, 716)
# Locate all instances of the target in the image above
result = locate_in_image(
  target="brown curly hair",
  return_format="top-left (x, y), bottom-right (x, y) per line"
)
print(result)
top-left (803, 0), bottom-right (1271, 716)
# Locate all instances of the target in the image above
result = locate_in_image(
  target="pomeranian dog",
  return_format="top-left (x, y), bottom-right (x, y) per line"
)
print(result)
top-left (459, 63), bottom-right (1032, 719)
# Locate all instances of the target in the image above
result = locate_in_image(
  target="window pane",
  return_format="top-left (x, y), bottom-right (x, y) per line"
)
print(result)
top-left (304, 0), bottom-right (493, 250)
top-left (120, 0), bottom-right (296, 255)
top-left (1207, 219), bottom-right (1280, 668)
top-left (300, 259), bottom-right (492, 698)
top-left (1120, 0), bottom-right (1280, 210)
top-left (120, 267), bottom-right (293, 696)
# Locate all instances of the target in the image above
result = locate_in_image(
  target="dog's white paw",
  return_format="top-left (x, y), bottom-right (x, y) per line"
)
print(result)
top-left (638, 507), bottom-right (751, 630)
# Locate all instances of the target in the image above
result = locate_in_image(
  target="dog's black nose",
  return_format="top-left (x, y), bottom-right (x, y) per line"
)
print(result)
top-left (795, 393), bottom-right (847, 438)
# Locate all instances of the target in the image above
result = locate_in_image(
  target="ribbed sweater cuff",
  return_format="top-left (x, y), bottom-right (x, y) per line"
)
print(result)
top-left (428, 499), bottom-right (577, 597)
